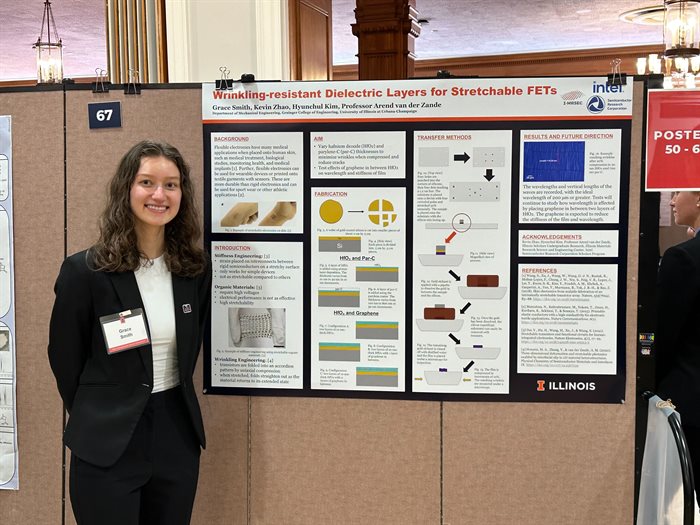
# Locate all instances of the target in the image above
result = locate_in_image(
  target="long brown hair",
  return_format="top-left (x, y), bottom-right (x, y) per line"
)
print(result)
top-left (90, 140), bottom-right (207, 276)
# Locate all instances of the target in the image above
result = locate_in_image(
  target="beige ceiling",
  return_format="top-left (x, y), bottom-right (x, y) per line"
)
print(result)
top-left (0, 1), bottom-right (664, 81)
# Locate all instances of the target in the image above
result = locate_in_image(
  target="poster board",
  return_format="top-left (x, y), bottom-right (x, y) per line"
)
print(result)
top-left (202, 77), bottom-right (632, 403)
top-left (0, 80), bottom-right (645, 524)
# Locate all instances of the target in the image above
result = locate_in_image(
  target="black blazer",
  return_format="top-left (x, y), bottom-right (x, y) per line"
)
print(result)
top-left (656, 235), bottom-right (700, 427)
top-left (48, 250), bottom-right (211, 467)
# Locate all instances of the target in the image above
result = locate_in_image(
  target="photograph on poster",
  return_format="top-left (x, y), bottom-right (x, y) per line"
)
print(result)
top-left (220, 201), bottom-right (297, 227)
top-left (0, 329), bottom-right (9, 352)
top-left (228, 307), bottom-right (285, 348)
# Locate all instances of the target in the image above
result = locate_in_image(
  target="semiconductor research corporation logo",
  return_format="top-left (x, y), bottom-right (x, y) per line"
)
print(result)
top-left (586, 95), bottom-right (605, 114)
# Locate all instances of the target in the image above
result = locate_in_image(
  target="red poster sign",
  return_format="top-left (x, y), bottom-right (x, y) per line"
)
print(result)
top-left (646, 89), bottom-right (700, 191)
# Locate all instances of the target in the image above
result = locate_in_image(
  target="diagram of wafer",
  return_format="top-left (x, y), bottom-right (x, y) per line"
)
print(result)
top-left (423, 368), bottom-right (462, 386)
top-left (355, 265), bottom-right (399, 282)
top-left (318, 289), bottom-right (360, 308)
top-left (418, 244), bottom-right (463, 266)
top-left (356, 367), bottom-right (398, 387)
top-left (415, 304), bottom-right (464, 332)
top-left (455, 345), bottom-right (501, 360)
top-left (319, 342), bottom-right (361, 362)
top-left (458, 274), bottom-right (507, 299)
top-left (319, 198), bottom-right (398, 228)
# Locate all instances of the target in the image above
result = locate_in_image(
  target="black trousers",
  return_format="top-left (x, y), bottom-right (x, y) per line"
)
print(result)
top-left (69, 387), bottom-right (201, 525)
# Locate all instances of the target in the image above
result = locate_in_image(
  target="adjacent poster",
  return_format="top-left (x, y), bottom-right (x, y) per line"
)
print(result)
top-left (203, 77), bottom-right (631, 402)
top-left (0, 116), bottom-right (18, 489)
top-left (647, 89), bottom-right (700, 191)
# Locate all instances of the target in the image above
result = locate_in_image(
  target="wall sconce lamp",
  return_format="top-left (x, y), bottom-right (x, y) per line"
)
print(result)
top-left (32, 0), bottom-right (63, 84)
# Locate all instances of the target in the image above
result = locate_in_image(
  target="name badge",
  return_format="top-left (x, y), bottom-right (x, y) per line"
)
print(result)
top-left (99, 308), bottom-right (150, 355)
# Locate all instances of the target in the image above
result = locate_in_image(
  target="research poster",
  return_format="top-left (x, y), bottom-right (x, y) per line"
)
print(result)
top-left (203, 77), bottom-right (631, 402)
top-left (0, 116), bottom-right (18, 489)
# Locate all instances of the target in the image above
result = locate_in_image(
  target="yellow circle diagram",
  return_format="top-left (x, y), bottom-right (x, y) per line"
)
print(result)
top-left (368, 199), bottom-right (397, 227)
top-left (319, 199), bottom-right (343, 223)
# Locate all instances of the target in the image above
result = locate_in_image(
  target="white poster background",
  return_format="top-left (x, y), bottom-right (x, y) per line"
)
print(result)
top-left (203, 78), bottom-right (633, 122)
top-left (518, 263), bottom-right (617, 375)
top-left (411, 130), bottom-right (512, 394)
top-left (210, 242), bottom-right (303, 389)
top-left (519, 129), bottom-right (622, 224)
top-left (310, 131), bottom-right (406, 179)
top-left (311, 187), bottom-right (406, 392)
top-left (211, 132), bottom-right (303, 234)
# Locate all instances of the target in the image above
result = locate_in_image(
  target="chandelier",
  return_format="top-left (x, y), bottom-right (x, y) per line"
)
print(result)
top-left (622, 1), bottom-right (700, 87)
top-left (32, 0), bottom-right (63, 84)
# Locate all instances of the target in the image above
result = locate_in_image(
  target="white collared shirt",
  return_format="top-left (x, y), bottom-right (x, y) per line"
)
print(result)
top-left (134, 255), bottom-right (179, 392)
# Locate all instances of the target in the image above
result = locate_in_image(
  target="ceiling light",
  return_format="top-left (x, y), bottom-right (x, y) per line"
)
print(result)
top-left (32, 0), bottom-right (63, 84)
top-left (663, 0), bottom-right (700, 58)
top-left (623, 2), bottom-right (700, 87)
top-left (619, 6), bottom-right (665, 25)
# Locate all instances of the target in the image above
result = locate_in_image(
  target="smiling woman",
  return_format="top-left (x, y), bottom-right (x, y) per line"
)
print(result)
top-left (129, 156), bottom-right (183, 253)
top-left (47, 140), bottom-right (211, 525)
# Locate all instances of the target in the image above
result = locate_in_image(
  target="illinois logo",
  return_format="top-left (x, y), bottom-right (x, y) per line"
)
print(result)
top-left (536, 380), bottom-right (545, 392)
top-left (586, 95), bottom-right (605, 114)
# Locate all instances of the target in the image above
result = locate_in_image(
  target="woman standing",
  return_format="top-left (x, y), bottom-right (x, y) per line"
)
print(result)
top-left (48, 140), bottom-right (211, 524)
top-left (656, 190), bottom-right (700, 507)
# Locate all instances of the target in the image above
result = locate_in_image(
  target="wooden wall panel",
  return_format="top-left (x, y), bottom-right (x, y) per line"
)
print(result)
top-left (289, 0), bottom-right (333, 80)
top-left (250, 397), bottom-right (440, 524)
top-left (333, 44), bottom-right (666, 80)
top-left (0, 90), bottom-right (65, 524)
top-left (63, 86), bottom-right (249, 525)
